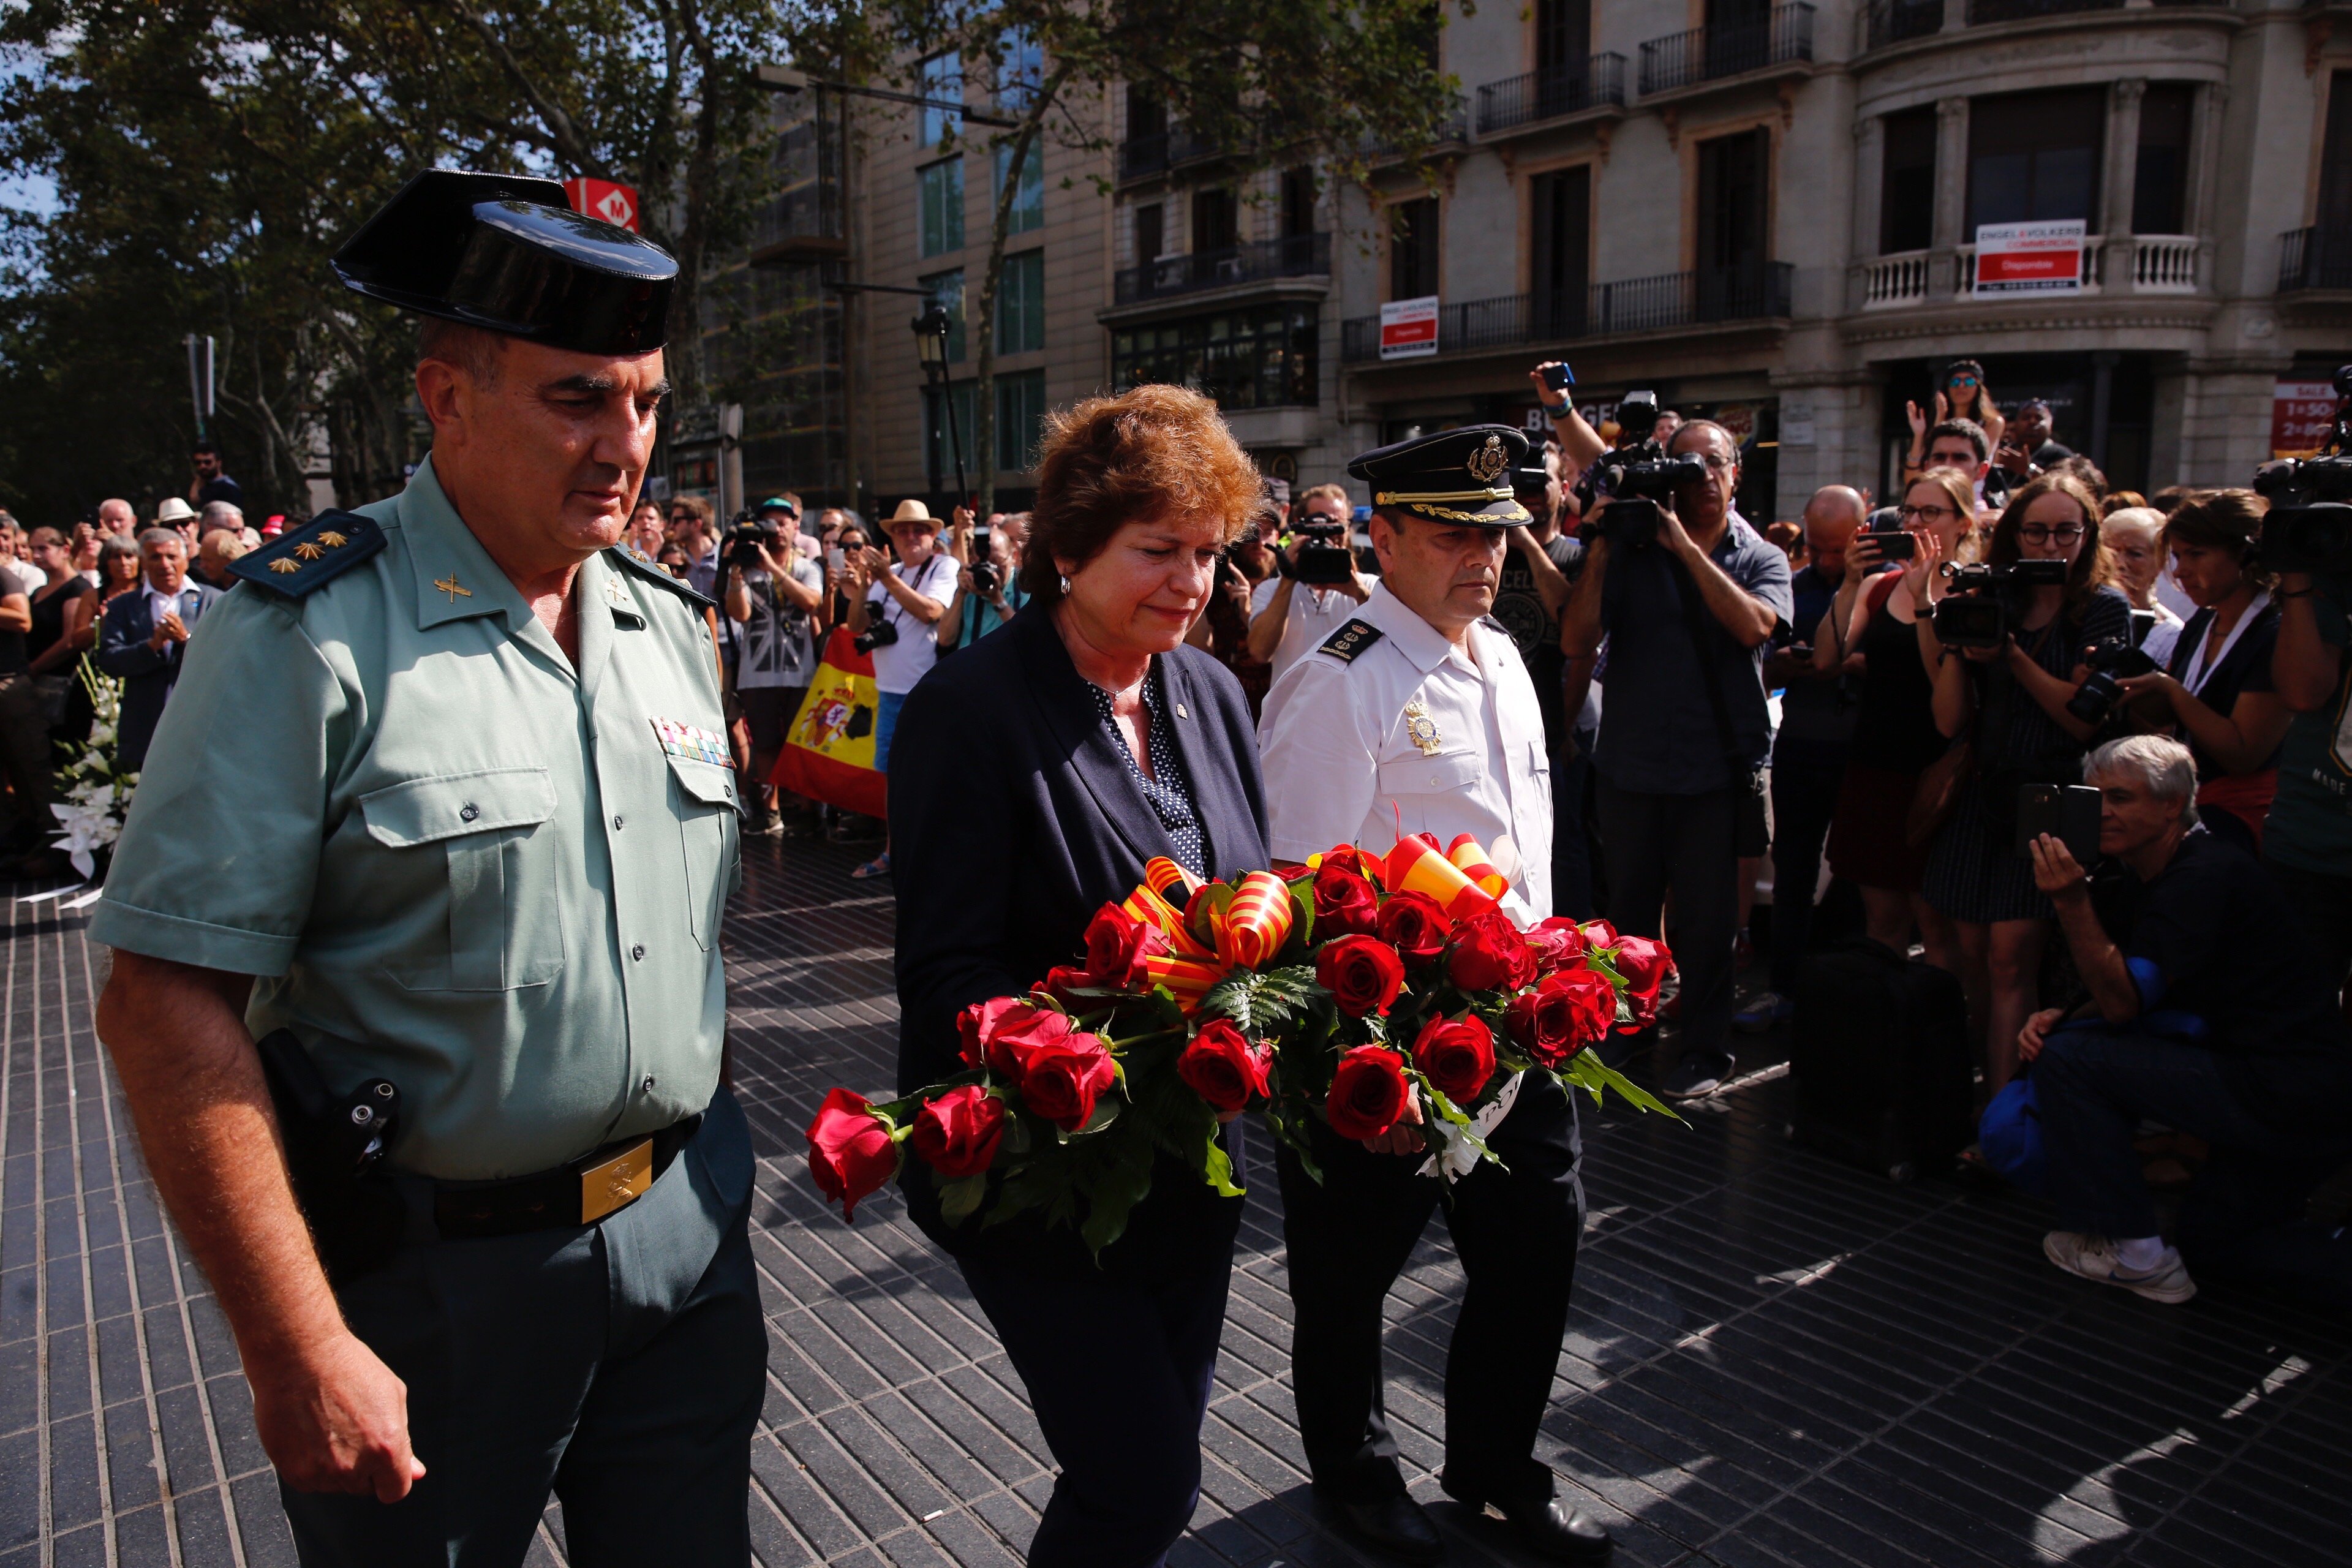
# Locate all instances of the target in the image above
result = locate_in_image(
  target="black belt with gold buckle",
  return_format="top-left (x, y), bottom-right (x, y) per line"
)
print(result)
top-left (431, 1116), bottom-right (703, 1239)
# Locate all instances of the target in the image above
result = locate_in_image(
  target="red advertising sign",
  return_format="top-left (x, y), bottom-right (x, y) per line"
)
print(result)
top-left (1379, 295), bottom-right (1439, 360)
top-left (1973, 221), bottom-right (2086, 295)
top-left (2273, 380), bottom-right (2337, 459)
top-left (562, 177), bottom-right (641, 232)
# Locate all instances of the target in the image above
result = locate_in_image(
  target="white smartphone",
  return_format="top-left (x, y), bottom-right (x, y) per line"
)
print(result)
top-left (826, 548), bottom-right (846, 574)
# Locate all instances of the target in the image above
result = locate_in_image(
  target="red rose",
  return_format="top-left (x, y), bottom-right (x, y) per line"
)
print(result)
top-left (807, 1088), bottom-right (899, 1219)
top-left (1581, 918), bottom-right (1619, 947)
top-left (1509, 968), bottom-right (1614, 1066)
top-left (1412, 1014), bottom-right (1498, 1104)
top-left (1016, 1031), bottom-right (1118, 1131)
top-left (1319, 845), bottom-right (1368, 879)
top-left (1177, 1019), bottom-right (1272, 1113)
top-left (957, 996), bottom-right (1027, 1069)
top-left (1376, 891), bottom-right (1453, 965)
top-left (1447, 908), bottom-right (1539, 993)
top-left (1083, 904), bottom-right (1169, 988)
top-left (1610, 936), bottom-right (1673, 1031)
top-left (908, 1084), bottom-right (1005, 1180)
top-left (1325, 1046), bottom-right (1412, 1140)
top-left (1316, 934), bottom-right (1406, 1017)
top-left (1312, 864), bottom-right (1380, 937)
top-left (1039, 966), bottom-right (1093, 1009)
top-left (1525, 916), bottom-right (1590, 976)
top-left (978, 1001), bottom-right (1077, 1082)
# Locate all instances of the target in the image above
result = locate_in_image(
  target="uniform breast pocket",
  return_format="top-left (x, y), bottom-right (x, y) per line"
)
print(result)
top-left (360, 767), bottom-right (566, 991)
top-left (667, 755), bottom-right (740, 951)
top-left (1378, 749), bottom-right (1488, 798)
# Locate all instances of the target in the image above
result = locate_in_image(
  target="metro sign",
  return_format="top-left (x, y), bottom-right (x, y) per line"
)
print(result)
top-left (562, 177), bottom-right (641, 232)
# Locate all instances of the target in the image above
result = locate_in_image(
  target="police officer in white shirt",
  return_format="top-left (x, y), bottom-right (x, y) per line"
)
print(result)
top-left (1246, 481), bottom-right (1378, 683)
top-left (1257, 425), bottom-right (1608, 1566)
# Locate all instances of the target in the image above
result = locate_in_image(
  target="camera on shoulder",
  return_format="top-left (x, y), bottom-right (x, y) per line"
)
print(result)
top-left (1577, 391), bottom-right (1706, 551)
top-left (1929, 559), bottom-right (2068, 649)
top-left (2253, 365), bottom-right (2352, 578)
top-left (1281, 517), bottom-right (1356, 585)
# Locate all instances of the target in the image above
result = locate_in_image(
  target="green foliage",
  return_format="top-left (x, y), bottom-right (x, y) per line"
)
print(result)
top-left (1198, 963), bottom-right (1316, 1036)
top-left (1560, 1052), bottom-right (1683, 1120)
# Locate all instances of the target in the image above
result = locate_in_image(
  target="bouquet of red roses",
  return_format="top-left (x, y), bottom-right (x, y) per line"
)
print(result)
top-left (806, 835), bottom-right (1674, 1254)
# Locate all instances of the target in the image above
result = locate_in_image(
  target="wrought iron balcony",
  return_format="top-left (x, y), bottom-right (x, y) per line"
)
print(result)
top-left (2281, 227), bottom-right (2352, 293)
top-left (1112, 233), bottom-right (1331, 307)
top-left (1117, 126), bottom-right (1219, 182)
top-left (1474, 55), bottom-right (1630, 137)
top-left (1637, 3), bottom-right (1814, 97)
top-left (1339, 262), bottom-right (1793, 364)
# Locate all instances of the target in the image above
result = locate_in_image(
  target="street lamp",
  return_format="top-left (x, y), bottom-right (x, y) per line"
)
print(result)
top-left (913, 304), bottom-right (967, 510)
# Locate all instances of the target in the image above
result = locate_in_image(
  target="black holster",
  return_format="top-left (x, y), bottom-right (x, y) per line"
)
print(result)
top-left (253, 1030), bottom-right (407, 1289)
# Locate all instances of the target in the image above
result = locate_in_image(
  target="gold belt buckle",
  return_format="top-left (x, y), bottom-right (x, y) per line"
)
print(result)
top-left (579, 1137), bottom-right (655, 1223)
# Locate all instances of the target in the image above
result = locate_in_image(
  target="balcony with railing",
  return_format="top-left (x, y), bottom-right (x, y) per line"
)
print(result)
top-left (1369, 93), bottom-right (1471, 159)
top-left (2280, 227), bottom-right (2352, 293)
top-left (1853, 234), bottom-right (2203, 308)
top-left (1112, 233), bottom-right (1331, 307)
top-left (1339, 262), bottom-right (1793, 364)
top-left (1474, 54), bottom-right (1629, 137)
top-left (1117, 125), bottom-right (1219, 183)
top-left (1638, 3), bottom-right (1814, 97)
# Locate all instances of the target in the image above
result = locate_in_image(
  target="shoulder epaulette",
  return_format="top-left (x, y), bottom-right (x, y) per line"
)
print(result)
top-left (606, 544), bottom-right (715, 611)
top-left (1317, 618), bottom-right (1384, 664)
top-left (1479, 614), bottom-right (1508, 635)
top-left (228, 510), bottom-right (386, 598)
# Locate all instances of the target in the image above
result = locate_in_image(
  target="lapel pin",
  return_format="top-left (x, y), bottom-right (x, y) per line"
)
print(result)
top-left (1175, 702), bottom-right (1189, 720)
top-left (434, 575), bottom-right (473, 602)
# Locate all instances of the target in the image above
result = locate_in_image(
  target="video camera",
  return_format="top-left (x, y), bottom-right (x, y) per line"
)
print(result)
top-left (1929, 559), bottom-right (2069, 649)
top-left (1281, 515), bottom-right (1357, 586)
top-left (723, 511), bottom-right (779, 572)
top-left (2253, 365), bottom-right (2352, 576)
top-left (1578, 391), bottom-right (1707, 550)
top-left (2064, 636), bottom-right (2160, 728)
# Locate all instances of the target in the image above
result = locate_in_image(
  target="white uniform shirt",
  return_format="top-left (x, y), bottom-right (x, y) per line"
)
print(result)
top-left (1257, 581), bottom-right (1554, 923)
top-left (1251, 575), bottom-right (1381, 685)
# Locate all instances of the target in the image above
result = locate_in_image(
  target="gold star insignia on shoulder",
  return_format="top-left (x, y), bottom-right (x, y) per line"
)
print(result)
top-left (292, 541), bottom-right (324, 560)
top-left (316, 530), bottom-right (348, 548)
top-left (268, 558), bottom-right (301, 575)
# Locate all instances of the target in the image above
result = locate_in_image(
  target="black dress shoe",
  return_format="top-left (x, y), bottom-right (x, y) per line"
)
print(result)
top-left (1325, 1495), bottom-right (1447, 1564)
top-left (1486, 1498), bottom-right (1613, 1564)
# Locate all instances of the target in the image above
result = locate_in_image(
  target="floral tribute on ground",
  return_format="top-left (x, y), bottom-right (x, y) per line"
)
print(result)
top-left (807, 834), bottom-right (1677, 1254)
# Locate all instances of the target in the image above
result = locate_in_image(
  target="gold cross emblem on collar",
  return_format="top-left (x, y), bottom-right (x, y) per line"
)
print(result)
top-left (434, 575), bottom-right (472, 602)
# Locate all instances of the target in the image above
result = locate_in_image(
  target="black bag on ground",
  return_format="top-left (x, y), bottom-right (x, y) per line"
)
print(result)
top-left (1790, 940), bottom-right (1973, 1182)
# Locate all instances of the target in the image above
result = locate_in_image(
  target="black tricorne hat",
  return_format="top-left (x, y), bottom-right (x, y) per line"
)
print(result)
top-left (332, 169), bottom-right (677, 356)
top-left (1346, 424), bottom-right (1532, 527)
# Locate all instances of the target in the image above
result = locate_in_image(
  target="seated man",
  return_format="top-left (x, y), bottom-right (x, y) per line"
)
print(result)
top-left (2022, 734), bottom-right (2352, 1304)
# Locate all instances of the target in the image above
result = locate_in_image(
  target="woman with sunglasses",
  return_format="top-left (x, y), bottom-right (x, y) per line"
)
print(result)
top-left (1902, 359), bottom-right (2007, 481)
top-left (1817, 472), bottom-right (1977, 968)
top-left (1914, 472), bottom-right (2130, 1096)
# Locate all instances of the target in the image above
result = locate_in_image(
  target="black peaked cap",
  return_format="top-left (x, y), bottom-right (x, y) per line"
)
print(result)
top-left (1347, 424), bottom-right (1532, 527)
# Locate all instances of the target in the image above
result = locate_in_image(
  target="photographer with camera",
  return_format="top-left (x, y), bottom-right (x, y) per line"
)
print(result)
top-left (844, 500), bottom-right (957, 879)
top-left (2018, 735), bottom-right (2352, 1305)
top-left (1915, 472), bottom-right (2132, 1096)
top-left (723, 497), bottom-right (826, 836)
top-left (1186, 497), bottom-right (1278, 714)
top-left (1246, 483), bottom-right (1376, 682)
top-left (2103, 491), bottom-right (2288, 855)
top-left (937, 508), bottom-right (1025, 654)
top-left (1562, 417), bottom-right (1792, 1099)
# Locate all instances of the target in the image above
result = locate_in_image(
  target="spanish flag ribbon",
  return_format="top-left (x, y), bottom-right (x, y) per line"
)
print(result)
top-left (1382, 834), bottom-right (1504, 920)
top-left (1446, 835), bottom-right (1509, 899)
top-left (1216, 870), bottom-right (1295, 970)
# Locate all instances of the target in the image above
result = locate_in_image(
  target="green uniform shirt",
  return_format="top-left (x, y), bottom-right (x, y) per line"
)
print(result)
top-left (91, 458), bottom-right (741, 1180)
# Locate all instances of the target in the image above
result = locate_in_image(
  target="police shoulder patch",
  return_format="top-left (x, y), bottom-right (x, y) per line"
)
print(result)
top-left (1479, 614), bottom-right (1509, 636)
top-left (228, 510), bottom-right (386, 598)
top-left (1318, 619), bottom-right (1384, 664)
top-left (606, 544), bottom-right (715, 611)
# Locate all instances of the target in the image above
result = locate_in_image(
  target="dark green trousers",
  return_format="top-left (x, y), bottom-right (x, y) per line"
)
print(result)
top-left (282, 1090), bottom-right (764, 1567)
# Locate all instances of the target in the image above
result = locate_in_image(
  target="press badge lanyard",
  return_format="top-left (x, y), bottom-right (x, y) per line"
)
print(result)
top-left (2181, 591), bottom-right (2270, 699)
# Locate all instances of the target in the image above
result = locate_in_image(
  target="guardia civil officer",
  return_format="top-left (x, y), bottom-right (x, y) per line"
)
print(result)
top-left (91, 172), bottom-right (761, 1566)
top-left (1257, 426), bottom-right (1610, 1564)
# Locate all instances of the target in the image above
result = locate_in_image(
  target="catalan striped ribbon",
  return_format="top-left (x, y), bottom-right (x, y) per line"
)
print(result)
top-left (1217, 870), bottom-right (1295, 970)
top-left (1446, 835), bottom-right (1508, 899)
top-left (1140, 951), bottom-right (1227, 1014)
top-left (1144, 856), bottom-right (1204, 904)
top-left (1382, 834), bottom-right (1503, 921)
top-left (1122, 881), bottom-right (1215, 959)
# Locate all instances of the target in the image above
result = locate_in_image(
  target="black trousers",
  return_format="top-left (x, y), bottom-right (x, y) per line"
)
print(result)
top-left (1276, 1072), bottom-right (1583, 1506)
top-left (1597, 776), bottom-right (1741, 1065)
top-left (1767, 750), bottom-right (1846, 995)
top-left (959, 1250), bottom-right (1234, 1567)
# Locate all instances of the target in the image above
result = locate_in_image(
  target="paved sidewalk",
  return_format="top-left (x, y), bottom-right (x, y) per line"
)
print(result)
top-left (4, 831), bottom-right (2348, 1566)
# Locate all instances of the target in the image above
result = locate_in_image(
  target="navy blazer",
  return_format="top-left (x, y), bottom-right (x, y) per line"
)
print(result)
top-left (891, 606), bottom-right (1271, 1280)
top-left (96, 581), bottom-right (221, 770)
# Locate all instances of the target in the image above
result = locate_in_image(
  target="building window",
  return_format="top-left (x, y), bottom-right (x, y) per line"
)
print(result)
top-left (920, 51), bottom-right (962, 147)
top-left (1134, 203), bottom-right (1164, 263)
top-left (1192, 187), bottom-right (1238, 255)
top-left (919, 158), bottom-right (964, 258)
top-left (919, 268), bottom-right (966, 362)
top-left (1968, 86), bottom-right (2104, 232)
top-left (1536, 0), bottom-right (1591, 77)
top-left (1280, 167), bottom-right (1317, 238)
top-left (1390, 197), bottom-right (1439, 298)
top-left (2133, 83), bottom-right (2195, 236)
top-left (1880, 105), bottom-right (1937, 254)
top-left (997, 371), bottom-right (1047, 472)
top-left (1128, 85), bottom-right (1166, 142)
top-left (1530, 166), bottom-right (1590, 336)
top-left (995, 141), bottom-right (1044, 235)
top-left (924, 380), bottom-right (979, 493)
top-left (997, 26), bottom-right (1042, 111)
top-left (995, 251), bottom-right (1046, 355)
top-left (1110, 304), bottom-right (1319, 409)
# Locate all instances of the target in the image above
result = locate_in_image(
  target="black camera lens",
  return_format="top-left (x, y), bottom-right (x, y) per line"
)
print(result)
top-left (851, 620), bottom-right (900, 657)
top-left (2065, 670), bottom-right (2123, 726)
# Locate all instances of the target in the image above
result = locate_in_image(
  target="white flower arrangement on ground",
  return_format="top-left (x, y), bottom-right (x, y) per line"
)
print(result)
top-left (51, 659), bottom-right (136, 878)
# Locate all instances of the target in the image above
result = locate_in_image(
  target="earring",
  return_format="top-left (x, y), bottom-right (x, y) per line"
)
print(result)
top-left (1058, 573), bottom-right (1072, 595)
